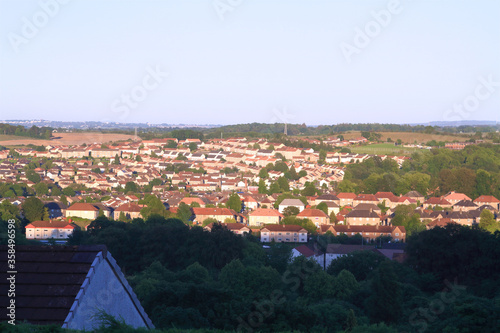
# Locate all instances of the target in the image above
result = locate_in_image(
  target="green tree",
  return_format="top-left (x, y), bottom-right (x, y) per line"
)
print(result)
top-left (202, 217), bottom-right (218, 227)
top-left (177, 202), bottom-right (192, 223)
top-left (140, 195), bottom-right (168, 218)
top-left (269, 181), bottom-right (281, 194)
top-left (282, 206), bottom-right (300, 217)
top-left (344, 309), bottom-right (358, 332)
top-left (118, 211), bottom-right (127, 221)
top-left (277, 176), bottom-right (290, 192)
top-left (124, 181), bottom-right (139, 193)
top-left (22, 197), bottom-right (45, 222)
top-left (60, 195), bottom-right (68, 206)
top-left (301, 182), bottom-right (318, 196)
top-left (258, 179), bottom-right (267, 194)
top-left (479, 209), bottom-right (498, 232)
top-left (189, 142), bottom-right (198, 151)
top-left (316, 202), bottom-right (328, 215)
top-left (113, 154), bottom-right (120, 165)
top-left (319, 149), bottom-right (327, 163)
top-left (34, 182), bottom-right (49, 196)
top-left (26, 170), bottom-right (41, 183)
top-left (258, 168), bottom-right (269, 179)
top-left (334, 269), bottom-right (359, 300)
top-left (62, 187), bottom-right (75, 197)
top-left (226, 194), bottom-right (242, 212)
top-left (329, 211), bottom-right (338, 224)
top-left (0, 200), bottom-right (20, 222)
top-left (367, 261), bottom-right (401, 323)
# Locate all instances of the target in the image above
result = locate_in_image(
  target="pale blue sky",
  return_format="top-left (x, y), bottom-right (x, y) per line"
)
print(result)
top-left (1, 0), bottom-right (499, 125)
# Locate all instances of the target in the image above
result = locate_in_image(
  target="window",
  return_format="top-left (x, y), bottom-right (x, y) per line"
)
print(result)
top-left (286, 232), bottom-right (290, 235)
top-left (278, 233), bottom-right (282, 236)
top-left (396, 233), bottom-right (399, 236)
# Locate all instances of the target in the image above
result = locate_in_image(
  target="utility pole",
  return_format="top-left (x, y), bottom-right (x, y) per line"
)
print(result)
top-left (284, 123), bottom-right (287, 136)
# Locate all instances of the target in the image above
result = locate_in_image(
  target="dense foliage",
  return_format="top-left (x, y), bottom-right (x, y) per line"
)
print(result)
top-left (58, 215), bottom-right (500, 332)
top-left (339, 144), bottom-right (500, 198)
top-left (0, 123), bottom-right (53, 139)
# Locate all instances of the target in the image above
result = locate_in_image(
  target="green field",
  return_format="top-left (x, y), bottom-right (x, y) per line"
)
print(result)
top-left (350, 143), bottom-right (431, 156)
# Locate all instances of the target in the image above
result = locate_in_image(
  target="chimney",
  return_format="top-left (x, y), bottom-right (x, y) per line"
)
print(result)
top-left (68, 218), bottom-right (72, 223)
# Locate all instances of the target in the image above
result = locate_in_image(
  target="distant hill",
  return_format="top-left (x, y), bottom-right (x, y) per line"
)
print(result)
top-left (413, 120), bottom-right (498, 127)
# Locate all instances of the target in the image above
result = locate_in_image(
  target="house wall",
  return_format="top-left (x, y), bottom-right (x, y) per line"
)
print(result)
top-left (68, 255), bottom-right (151, 330)
top-left (66, 210), bottom-right (98, 219)
top-left (26, 227), bottom-right (73, 240)
top-left (278, 204), bottom-right (305, 213)
top-left (260, 231), bottom-right (307, 243)
top-left (194, 214), bottom-right (233, 224)
top-left (345, 217), bottom-right (379, 226)
top-left (248, 215), bottom-right (280, 227)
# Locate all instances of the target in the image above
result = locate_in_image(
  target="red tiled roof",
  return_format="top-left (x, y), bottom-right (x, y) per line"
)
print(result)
top-left (474, 195), bottom-right (500, 203)
top-left (354, 194), bottom-right (378, 201)
top-left (336, 192), bottom-right (357, 199)
top-left (427, 218), bottom-right (454, 228)
top-left (114, 203), bottom-right (143, 212)
top-left (66, 203), bottom-right (98, 211)
top-left (444, 192), bottom-right (471, 201)
top-left (297, 208), bottom-right (328, 218)
top-left (293, 245), bottom-right (315, 257)
top-left (25, 220), bottom-right (74, 229)
top-left (248, 208), bottom-right (284, 218)
top-left (192, 207), bottom-right (234, 216)
top-left (261, 224), bottom-right (307, 232)
top-left (424, 197), bottom-right (451, 205)
top-left (179, 197), bottom-right (205, 206)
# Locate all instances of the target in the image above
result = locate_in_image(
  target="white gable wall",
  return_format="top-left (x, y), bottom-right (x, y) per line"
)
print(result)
top-left (65, 252), bottom-right (153, 330)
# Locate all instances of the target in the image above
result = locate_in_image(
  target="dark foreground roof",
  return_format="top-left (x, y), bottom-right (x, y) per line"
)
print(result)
top-left (0, 245), bottom-right (106, 326)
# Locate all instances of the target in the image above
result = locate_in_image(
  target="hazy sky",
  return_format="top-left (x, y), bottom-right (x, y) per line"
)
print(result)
top-left (1, 0), bottom-right (499, 125)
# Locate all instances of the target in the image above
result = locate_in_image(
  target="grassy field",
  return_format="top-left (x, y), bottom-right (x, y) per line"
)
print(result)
top-left (350, 143), bottom-right (431, 156)
top-left (339, 131), bottom-right (470, 144)
top-left (0, 132), bottom-right (139, 147)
